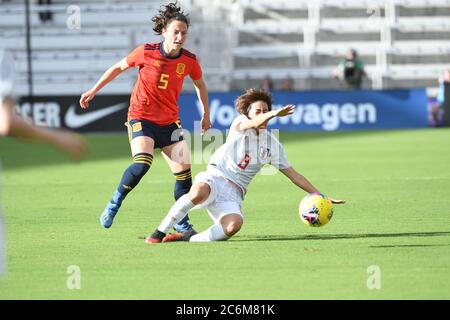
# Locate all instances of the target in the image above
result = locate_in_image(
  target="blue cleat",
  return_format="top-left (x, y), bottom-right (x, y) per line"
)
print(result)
top-left (99, 202), bottom-right (120, 228)
top-left (173, 215), bottom-right (196, 233)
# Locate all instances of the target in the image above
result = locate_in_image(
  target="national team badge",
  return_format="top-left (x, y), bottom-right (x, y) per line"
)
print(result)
top-left (176, 63), bottom-right (186, 75)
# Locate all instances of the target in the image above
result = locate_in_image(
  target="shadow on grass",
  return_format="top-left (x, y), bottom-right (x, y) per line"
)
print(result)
top-left (235, 231), bottom-right (450, 242)
top-left (369, 244), bottom-right (450, 248)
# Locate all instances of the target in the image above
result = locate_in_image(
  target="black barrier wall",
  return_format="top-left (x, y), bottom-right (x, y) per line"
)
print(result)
top-left (17, 95), bottom-right (130, 132)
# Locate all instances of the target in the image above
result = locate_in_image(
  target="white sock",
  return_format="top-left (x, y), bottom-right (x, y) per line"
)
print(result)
top-left (157, 194), bottom-right (195, 234)
top-left (190, 223), bottom-right (229, 242)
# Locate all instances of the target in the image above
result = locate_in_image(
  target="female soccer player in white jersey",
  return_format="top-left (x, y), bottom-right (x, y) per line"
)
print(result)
top-left (145, 89), bottom-right (345, 243)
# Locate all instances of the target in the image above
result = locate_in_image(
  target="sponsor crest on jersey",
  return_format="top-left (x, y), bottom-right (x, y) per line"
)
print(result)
top-left (259, 147), bottom-right (271, 160)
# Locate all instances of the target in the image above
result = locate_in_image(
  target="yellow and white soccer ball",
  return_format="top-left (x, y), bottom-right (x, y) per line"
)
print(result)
top-left (299, 193), bottom-right (334, 227)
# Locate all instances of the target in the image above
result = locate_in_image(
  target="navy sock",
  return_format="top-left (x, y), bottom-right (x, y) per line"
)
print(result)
top-left (112, 153), bottom-right (153, 205)
top-left (173, 169), bottom-right (193, 227)
top-left (173, 169), bottom-right (192, 200)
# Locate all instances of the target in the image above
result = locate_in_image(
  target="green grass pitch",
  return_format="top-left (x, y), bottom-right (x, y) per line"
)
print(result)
top-left (0, 128), bottom-right (449, 299)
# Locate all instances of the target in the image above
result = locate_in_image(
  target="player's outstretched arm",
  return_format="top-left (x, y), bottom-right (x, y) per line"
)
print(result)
top-left (280, 166), bottom-right (319, 194)
top-left (79, 58), bottom-right (131, 109)
top-left (1, 97), bottom-right (86, 160)
top-left (11, 116), bottom-right (87, 161)
top-left (280, 167), bottom-right (346, 204)
top-left (193, 77), bottom-right (211, 135)
top-left (237, 105), bottom-right (295, 131)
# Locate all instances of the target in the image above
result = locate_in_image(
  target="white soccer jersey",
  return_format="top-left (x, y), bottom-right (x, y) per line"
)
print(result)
top-left (208, 114), bottom-right (291, 194)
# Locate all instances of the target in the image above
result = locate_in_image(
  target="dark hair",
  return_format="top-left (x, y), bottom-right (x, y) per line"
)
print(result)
top-left (236, 89), bottom-right (273, 116)
top-left (152, 2), bottom-right (190, 35)
top-left (349, 48), bottom-right (357, 57)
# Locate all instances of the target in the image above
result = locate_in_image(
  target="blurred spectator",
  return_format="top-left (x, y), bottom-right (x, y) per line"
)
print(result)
top-left (332, 49), bottom-right (366, 89)
top-left (38, 0), bottom-right (53, 24)
top-left (429, 69), bottom-right (450, 127)
top-left (281, 77), bottom-right (294, 91)
top-left (260, 76), bottom-right (273, 92)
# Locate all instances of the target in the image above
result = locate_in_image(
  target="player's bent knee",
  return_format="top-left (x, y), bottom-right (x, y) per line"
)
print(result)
top-left (189, 183), bottom-right (210, 204)
top-left (221, 214), bottom-right (243, 237)
top-left (224, 223), bottom-right (241, 237)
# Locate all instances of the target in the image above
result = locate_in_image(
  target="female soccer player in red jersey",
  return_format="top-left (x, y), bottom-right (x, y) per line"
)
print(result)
top-left (79, 2), bottom-right (211, 232)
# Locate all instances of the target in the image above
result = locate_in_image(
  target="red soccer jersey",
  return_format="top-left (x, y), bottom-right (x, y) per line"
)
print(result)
top-left (126, 42), bottom-right (203, 125)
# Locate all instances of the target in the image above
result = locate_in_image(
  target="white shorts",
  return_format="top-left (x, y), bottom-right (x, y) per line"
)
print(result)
top-left (193, 166), bottom-right (244, 224)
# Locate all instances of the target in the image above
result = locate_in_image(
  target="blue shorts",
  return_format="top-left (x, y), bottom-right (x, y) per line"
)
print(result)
top-left (125, 119), bottom-right (184, 149)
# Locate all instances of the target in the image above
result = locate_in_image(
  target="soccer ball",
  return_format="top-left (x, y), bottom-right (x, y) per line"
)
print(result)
top-left (299, 193), bottom-right (334, 227)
